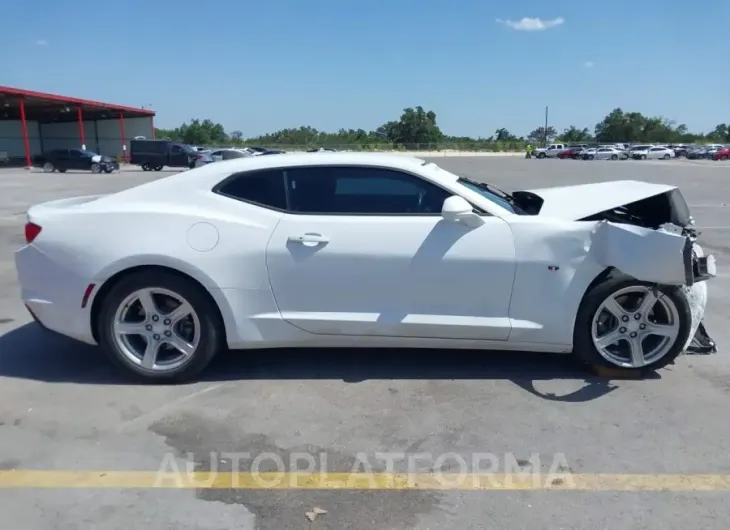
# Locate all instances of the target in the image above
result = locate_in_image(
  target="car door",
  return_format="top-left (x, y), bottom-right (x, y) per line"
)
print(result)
top-left (68, 149), bottom-right (90, 170)
top-left (170, 144), bottom-right (189, 166)
top-left (52, 149), bottom-right (71, 170)
top-left (595, 148), bottom-right (609, 160)
top-left (265, 165), bottom-right (517, 340)
top-left (648, 147), bottom-right (662, 159)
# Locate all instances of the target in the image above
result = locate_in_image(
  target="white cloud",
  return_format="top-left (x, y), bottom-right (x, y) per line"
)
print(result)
top-left (496, 17), bottom-right (565, 31)
top-left (584, 61), bottom-right (594, 68)
top-left (36, 39), bottom-right (48, 46)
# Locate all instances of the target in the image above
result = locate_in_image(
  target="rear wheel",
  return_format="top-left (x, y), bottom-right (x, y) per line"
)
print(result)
top-left (97, 271), bottom-right (223, 382)
top-left (154, 165), bottom-right (163, 171)
top-left (573, 273), bottom-right (690, 374)
top-left (720, 155), bottom-right (728, 161)
top-left (43, 162), bottom-right (54, 173)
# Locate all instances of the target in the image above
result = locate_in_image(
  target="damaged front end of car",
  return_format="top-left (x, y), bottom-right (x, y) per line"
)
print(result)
top-left (514, 182), bottom-right (718, 355)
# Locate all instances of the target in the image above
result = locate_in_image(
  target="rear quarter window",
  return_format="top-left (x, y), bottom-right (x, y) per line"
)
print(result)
top-left (214, 169), bottom-right (287, 210)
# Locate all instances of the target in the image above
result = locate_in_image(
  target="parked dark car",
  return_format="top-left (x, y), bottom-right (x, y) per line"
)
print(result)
top-left (668, 144), bottom-right (691, 157)
top-left (32, 148), bottom-right (119, 174)
top-left (130, 139), bottom-right (198, 171)
top-left (686, 148), bottom-right (710, 160)
top-left (248, 146), bottom-right (286, 155)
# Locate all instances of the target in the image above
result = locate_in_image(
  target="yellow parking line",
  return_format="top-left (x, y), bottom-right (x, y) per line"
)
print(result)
top-left (1, 471), bottom-right (730, 491)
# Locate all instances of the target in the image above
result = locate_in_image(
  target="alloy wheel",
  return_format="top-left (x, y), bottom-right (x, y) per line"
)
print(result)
top-left (591, 285), bottom-right (681, 368)
top-left (112, 287), bottom-right (200, 373)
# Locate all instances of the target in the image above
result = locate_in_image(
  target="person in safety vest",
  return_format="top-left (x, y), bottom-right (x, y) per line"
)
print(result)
top-left (525, 144), bottom-right (533, 159)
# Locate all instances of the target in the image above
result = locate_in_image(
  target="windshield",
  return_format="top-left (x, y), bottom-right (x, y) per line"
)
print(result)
top-left (457, 178), bottom-right (523, 214)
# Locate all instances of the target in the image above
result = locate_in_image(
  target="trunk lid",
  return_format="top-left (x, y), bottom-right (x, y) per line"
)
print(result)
top-left (27, 195), bottom-right (106, 222)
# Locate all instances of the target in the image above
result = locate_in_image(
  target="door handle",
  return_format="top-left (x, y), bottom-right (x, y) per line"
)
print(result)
top-left (288, 233), bottom-right (330, 244)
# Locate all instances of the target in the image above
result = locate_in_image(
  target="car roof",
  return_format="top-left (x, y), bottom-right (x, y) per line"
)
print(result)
top-left (202, 152), bottom-right (428, 175)
top-left (101, 152), bottom-right (437, 203)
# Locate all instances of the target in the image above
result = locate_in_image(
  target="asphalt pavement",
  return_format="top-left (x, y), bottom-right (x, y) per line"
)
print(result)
top-left (0, 157), bottom-right (729, 529)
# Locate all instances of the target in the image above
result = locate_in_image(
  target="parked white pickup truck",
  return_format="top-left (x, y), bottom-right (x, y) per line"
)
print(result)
top-left (533, 143), bottom-right (567, 159)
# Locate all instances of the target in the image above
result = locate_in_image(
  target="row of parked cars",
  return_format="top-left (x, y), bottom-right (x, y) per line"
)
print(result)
top-left (128, 140), bottom-right (287, 171)
top-left (533, 143), bottom-right (730, 161)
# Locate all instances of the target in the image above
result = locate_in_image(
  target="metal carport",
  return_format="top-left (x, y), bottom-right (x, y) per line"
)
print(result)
top-left (0, 86), bottom-right (156, 167)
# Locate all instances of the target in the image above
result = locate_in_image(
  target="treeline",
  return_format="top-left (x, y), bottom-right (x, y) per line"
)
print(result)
top-left (153, 107), bottom-right (730, 150)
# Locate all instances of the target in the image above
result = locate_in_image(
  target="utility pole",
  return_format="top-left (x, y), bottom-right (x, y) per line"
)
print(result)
top-left (543, 106), bottom-right (549, 146)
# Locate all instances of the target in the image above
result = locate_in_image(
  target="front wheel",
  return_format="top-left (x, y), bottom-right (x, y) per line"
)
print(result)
top-left (720, 155), bottom-right (728, 161)
top-left (641, 154), bottom-right (647, 160)
top-left (141, 163), bottom-right (151, 171)
top-left (588, 155), bottom-right (594, 160)
top-left (611, 154), bottom-right (618, 160)
top-left (43, 162), bottom-right (54, 173)
top-left (537, 152), bottom-right (546, 159)
top-left (573, 273), bottom-right (691, 374)
top-left (663, 154), bottom-right (670, 160)
top-left (91, 163), bottom-right (101, 173)
top-left (97, 271), bottom-right (224, 382)
top-left (154, 165), bottom-right (163, 171)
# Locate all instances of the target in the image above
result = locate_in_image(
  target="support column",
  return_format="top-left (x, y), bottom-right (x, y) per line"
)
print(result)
top-left (19, 98), bottom-right (32, 169)
top-left (151, 116), bottom-right (156, 139)
top-left (119, 112), bottom-right (127, 163)
top-left (77, 107), bottom-right (86, 150)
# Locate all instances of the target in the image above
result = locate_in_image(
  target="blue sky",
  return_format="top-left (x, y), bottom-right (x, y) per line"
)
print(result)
top-left (3, 0), bottom-right (728, 138)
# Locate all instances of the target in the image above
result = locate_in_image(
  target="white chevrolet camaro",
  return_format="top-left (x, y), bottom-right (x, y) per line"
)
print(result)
top-left (15, 153), bottom-right (717, 382)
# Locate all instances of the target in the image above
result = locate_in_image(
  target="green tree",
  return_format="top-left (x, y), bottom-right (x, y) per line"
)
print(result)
top-left (151, 105), bottom-right (725, 152)
top-left (527, 126), bottom-right (557, 144)
top-left (708, 124), bottom-right (730, 142)
top-left (559, 126), bottom-right (593, 143)
top-left (493, 128), bottom-right (518, 141)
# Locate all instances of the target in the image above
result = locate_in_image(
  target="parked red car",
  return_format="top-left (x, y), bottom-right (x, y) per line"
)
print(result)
top-left (557, 147), bottom-right (583, 159)
top-left (712, 148), bottom-right (730, 161)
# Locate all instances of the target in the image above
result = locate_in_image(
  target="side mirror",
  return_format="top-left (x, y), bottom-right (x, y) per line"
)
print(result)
top-left (441, 196), bottom-right (485, 227)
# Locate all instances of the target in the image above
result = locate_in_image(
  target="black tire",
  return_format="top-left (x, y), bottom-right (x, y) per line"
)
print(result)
top-left (572, 272), bottom-right (691, 375)
top-left (537, 152), bottom-right (546, 159)
top-left (611, 154), bottom-right (618, 160)
top-left (96, 270), bottom-right (224, 383)
top-left (154, 165), bottom-right (163, 171)
top-left (142, 163), bottom-right (151, 171)
top-left (91, 163), bottom-right (101, 174)
top-left (663, 154), bottom-right (670, 160)
top-left (58, 169), bottom-right (67, 173)
top-left (43, 162), bottom-right (55, 173)
top-left (641, 154), bottom-right (647, 160)
top-left (104, 168), bottom-right (113, 173)
top-left (588, 155), bottom-right (594, 160)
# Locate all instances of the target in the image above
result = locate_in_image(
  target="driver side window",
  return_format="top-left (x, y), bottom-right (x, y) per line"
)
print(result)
top-left (285, 166), bottom-right (452, 215)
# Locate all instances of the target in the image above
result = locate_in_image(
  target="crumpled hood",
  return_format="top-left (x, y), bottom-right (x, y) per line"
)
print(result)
top-left (513, 180), bottom-right (686, 222)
